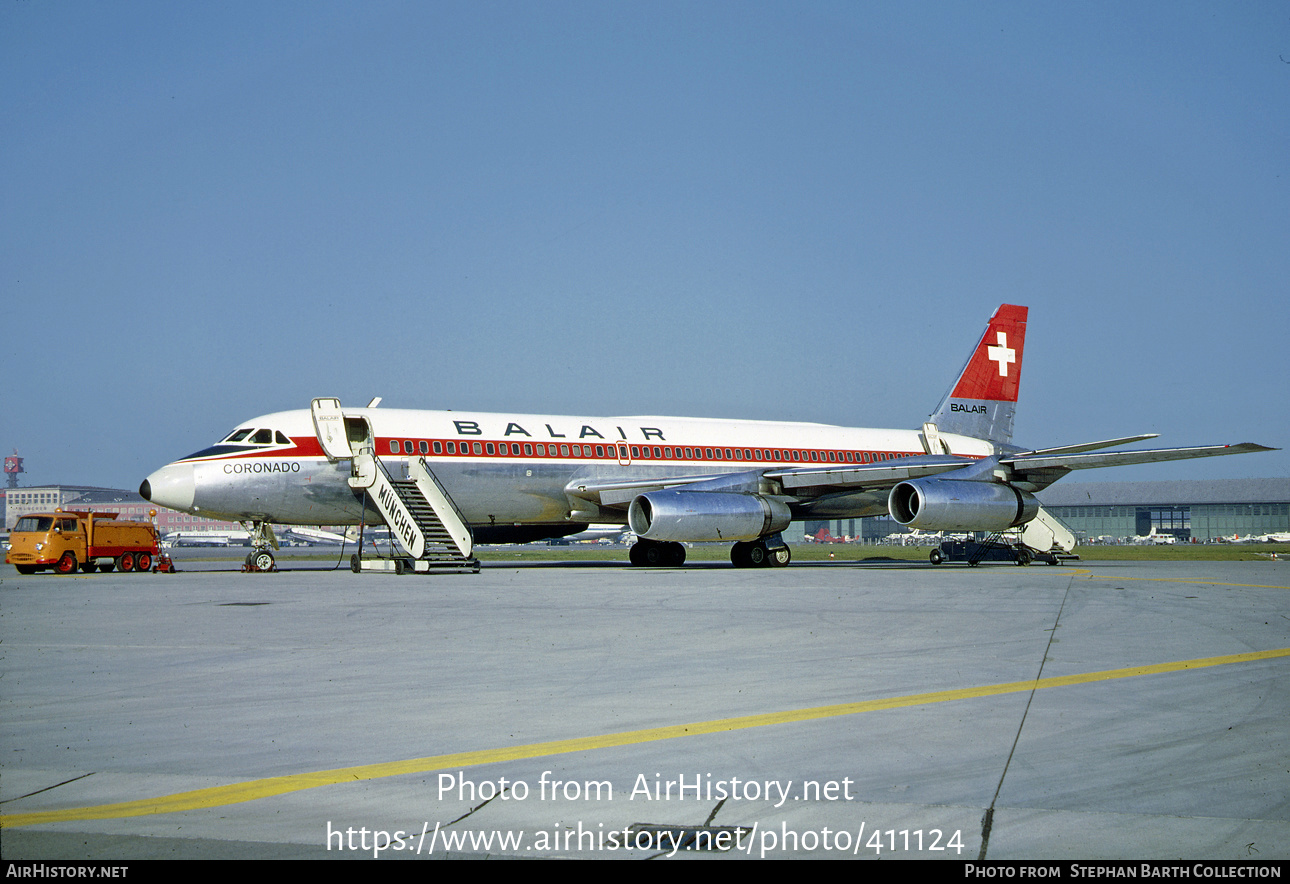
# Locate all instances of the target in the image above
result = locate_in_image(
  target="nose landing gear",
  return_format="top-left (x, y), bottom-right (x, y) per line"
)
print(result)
top-left (241, 521), bottom-right (278, 573)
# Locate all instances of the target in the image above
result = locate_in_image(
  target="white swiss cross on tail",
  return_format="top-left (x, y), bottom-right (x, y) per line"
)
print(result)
top-left (929, 304), bottom-right (1029, 445)
top-left (946, 304), bottom-right (1027, 403)
top-left (987, 332), bottom-right (1015, 377)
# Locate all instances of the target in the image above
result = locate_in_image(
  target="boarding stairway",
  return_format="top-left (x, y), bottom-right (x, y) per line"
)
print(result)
top-left (311, 397), bottom-right (477, 574)
top-left (354, 454), bottom-right (479, 573)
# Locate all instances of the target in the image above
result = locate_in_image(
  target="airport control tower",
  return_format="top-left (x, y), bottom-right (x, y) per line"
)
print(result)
top-left (5, 450), bottom-right (23, 489)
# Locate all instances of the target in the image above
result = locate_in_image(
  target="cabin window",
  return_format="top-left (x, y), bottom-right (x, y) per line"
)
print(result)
top-left (523, 443), bottom-right (533, 456)
top-left (485, 443), bottom-right (495, 455)
top-left (389, 441), bottom-right (399, 454)
top-left (594, 445), bottom-right (604, 457)
top-left (433, 441), bottom-right (442, 454)
top-left (404, 440), bottom-right (414, 454)
top-left (420, 441), bottom-right (429, 454)
top-left (472, 442), bottom-right (482, 455)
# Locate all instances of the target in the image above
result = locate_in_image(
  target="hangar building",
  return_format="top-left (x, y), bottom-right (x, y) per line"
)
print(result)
top-left (1036, 478), bottom-right (1290, 543)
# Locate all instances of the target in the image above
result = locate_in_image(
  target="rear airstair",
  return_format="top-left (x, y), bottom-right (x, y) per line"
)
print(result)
top-left (929, 506), bottom-right (1079, 567)
top-left (312, 398), bottom-right (478, 574)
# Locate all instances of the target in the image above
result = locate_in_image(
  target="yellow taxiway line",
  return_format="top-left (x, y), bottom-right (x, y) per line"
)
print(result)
top-left (4, 646), bottom-right (1287, 828)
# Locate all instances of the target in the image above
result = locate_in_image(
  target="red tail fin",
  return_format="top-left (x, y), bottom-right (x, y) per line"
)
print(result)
top-left (929, 305), bottom-right (1028, 444)
top-left (949, 304), bottom-right (1027, 402)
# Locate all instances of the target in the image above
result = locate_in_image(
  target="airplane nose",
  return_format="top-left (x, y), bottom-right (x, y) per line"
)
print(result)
top-left (140, 463), bottom-right (196, 512)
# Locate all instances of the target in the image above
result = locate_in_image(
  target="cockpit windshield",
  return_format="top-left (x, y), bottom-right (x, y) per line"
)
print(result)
top-left (219, 428), bottom-right (289, 446)
top-left (183, 427), bottom-right (292, 460)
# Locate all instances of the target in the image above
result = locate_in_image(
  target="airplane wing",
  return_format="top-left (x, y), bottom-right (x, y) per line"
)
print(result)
top-left (566, 455), bottom-right (979, 509)
top-left (566, 440), bottom-right (1277, 513)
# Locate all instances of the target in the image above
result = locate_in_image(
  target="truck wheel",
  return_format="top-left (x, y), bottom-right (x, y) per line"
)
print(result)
top-left (15, 565), bottom-right (38, 575)
top-left (929, 549), bottom-right (944, 565)
top-left (118, 552), bottom-right (136, 572)
top-left (80, 561), bottom-right (97, 573)
top-left (136, 552), bottom-right (154, 571)
top-left (56, 552), bottom-right (78, 574)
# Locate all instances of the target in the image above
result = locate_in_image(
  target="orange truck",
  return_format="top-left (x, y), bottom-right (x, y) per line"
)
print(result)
top-left (6, 510), bottom-right (162, 574)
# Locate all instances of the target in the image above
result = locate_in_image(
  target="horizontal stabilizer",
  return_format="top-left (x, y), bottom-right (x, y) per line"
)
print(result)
top-left (1013, 434), bottom-right (1160, 458)
top-left (1004, 442), bottom-right (1276, 472)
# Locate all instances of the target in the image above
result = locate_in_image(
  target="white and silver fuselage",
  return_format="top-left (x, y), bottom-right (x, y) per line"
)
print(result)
top-left (141, 407), bottom-right (993, 541)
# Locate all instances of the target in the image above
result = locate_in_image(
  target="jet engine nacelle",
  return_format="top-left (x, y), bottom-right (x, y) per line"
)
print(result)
top-left (628, 490), bottom-right (792, 543)
top-left (888, 479), bottom-right (1039, 532)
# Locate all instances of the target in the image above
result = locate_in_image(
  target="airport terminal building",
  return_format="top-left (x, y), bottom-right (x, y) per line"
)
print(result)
top-left (1, 486), bottom-right (241, 535)
top-left (6, 479), bottom-right (1289, 547)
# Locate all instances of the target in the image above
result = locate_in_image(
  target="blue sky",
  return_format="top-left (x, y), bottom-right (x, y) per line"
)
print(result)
top-left (3, 1), bottom-right (1287, 491)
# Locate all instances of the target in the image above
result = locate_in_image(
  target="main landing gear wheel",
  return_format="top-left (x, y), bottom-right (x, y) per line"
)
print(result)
top-left (629, 540), bottom-right (686, 566)
top-left (731, 540), bottom-right (791, 568)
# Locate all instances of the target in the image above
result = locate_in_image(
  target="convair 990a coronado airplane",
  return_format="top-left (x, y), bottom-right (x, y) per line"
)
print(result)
top-left (139, 305), bottom-right (1273, 572)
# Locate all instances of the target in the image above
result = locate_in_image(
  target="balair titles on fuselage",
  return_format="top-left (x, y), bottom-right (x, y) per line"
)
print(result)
top-left (451, 420), bottom-right (665, 441)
